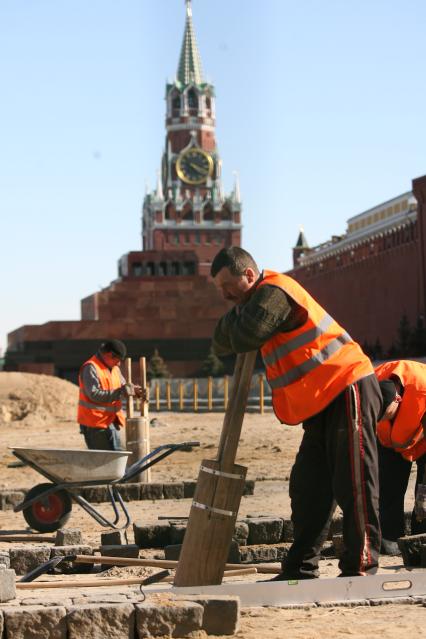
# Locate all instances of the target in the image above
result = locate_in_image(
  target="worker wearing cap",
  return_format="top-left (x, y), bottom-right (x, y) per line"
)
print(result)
top-left (210, 246), bottom-right (382, 579)
top-left (78, 339), bottom-right (142, 451)
top-left (376, 360), bottom-right (426, 555)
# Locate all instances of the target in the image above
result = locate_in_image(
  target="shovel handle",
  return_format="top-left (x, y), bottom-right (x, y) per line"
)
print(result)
top-left (125, 357), bottom-right (134, 419)
top-left (216, 350), bottom-right (257, 470)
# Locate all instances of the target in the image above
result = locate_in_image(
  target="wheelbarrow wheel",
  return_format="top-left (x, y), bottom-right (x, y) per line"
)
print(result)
top-left (22, 483), bottom-right (72, 533)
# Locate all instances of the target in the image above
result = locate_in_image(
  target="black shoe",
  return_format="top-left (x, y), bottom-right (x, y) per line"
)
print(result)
top-left (267, 572), bottom-right (317, 582)
top-left (380, 539), bottom-right (401, 556)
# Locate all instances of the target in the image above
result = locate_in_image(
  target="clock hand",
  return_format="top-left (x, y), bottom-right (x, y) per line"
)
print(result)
top-left (189, 162), bottom-right (206, 172)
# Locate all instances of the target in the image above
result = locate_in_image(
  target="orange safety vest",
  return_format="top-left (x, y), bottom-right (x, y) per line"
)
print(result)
top-left (375, 360), bottom-right (426, 462)
top-left (259, 271), bottom-right (374, 425)
top-left (77, 355), bottom-right (125, 429)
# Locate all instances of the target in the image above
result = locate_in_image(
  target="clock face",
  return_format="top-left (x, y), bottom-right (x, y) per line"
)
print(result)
top-left (176, 148), bottom-right (214, 185)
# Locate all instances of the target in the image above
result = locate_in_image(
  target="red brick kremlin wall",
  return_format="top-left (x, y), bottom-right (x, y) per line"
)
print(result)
top-left (287, 175), bottom-right (426, 354)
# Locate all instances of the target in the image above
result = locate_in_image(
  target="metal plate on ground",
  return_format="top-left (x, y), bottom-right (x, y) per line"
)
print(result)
top-left (146, 571), bottom-right (426, 607)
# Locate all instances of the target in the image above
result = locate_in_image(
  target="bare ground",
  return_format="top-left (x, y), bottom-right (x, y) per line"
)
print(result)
top-left (0, 372), bottom-right (423, 637)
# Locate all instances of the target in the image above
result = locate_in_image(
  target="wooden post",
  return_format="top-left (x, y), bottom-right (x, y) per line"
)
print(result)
top-left (207, 376), bottom-right (213, 411)
top-left (125, 357), bottom-right (151, 482)
top-left (193, 379), bottom-right (198, 412)
top-left (125, 358), bottom-right (134, 418)
top-left (223, 375), bottom-right (228, 410)
top-left (166, 380), bottom-right (171, 410)
top-left (174, 351), bottom-right (257, 586)
top-left (259, 373), bottom-right (264, 415)
top-left (155, 382), bottom-right (160, 411)
top-left (179, 381), bottom-right (184, 411)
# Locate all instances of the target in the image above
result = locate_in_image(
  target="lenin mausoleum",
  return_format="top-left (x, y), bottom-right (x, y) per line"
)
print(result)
top-left (5, 1), bottom-right (426, 380)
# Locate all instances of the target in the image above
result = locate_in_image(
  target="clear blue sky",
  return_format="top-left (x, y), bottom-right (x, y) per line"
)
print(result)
top-left (1, 0), bottom-right (425, 353)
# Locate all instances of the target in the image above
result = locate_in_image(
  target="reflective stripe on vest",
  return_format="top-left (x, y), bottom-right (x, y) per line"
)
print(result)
top-left (263, 313), bottom-right (336, 366)
top-left (78, 399), bottom-right (120, 413)
top-left (257, 270), bottom-right (373, 425)
top-left (268, 331), bottom-right (352, 389)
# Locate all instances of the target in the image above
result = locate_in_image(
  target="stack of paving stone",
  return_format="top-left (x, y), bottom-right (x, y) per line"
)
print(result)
top-left (0, 480), bottom-right (255, 508)
top-left (133, 513), bottom-right (345, 563)
top-left (0, 591), bottom-right (240, 638)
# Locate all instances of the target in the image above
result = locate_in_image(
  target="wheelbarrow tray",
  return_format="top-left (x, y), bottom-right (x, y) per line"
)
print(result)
top-left (10, 447), bottom-right (131, 483)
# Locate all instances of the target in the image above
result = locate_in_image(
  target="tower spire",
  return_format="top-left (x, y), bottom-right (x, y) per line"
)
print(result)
top-left (177, 0), bottom-right (204, 85)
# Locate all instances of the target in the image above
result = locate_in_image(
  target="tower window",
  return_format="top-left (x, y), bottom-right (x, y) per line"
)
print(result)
top-left (132, 262), bottom-right (142, 277)
top-left (146, 262), bottom-right (155, 276)
top-left (172, 94), bottom-right (181, 116)
top-left (158, 262), bottom-right (167, 276)
top-left (203, 203), bottom-right (214, 221)
top-left (182, 206), bottom-right (194, 221)
top-left (187, 88), bottom-right (198, 112)
top-left (171, 262), bottom-right (180, 275)
top-left (182, 261), bottom-right (196, 275)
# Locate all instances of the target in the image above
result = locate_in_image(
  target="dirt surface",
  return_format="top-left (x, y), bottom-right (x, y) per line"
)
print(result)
top-left (0, 373), bottom-right (423, 638)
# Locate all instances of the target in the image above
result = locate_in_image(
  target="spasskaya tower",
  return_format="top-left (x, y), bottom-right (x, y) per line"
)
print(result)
top-left (141, 0), bottom-right (242, 275)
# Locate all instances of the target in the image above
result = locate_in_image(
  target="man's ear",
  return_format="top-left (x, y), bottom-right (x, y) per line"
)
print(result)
top-left (245, 267), bottom-right (257, 284)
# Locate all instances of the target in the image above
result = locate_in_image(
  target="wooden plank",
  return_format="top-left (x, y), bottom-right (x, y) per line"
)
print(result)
top-left (174, 351), bottom-right (257, 587)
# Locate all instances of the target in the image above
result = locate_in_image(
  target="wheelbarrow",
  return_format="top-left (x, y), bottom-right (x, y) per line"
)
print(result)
top-left (11, 441), bottom-right (199, 533)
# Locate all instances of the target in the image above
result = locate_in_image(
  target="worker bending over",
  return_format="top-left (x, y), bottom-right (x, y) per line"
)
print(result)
top-left (78, 339), bottom-right (143, 451)
top-left (211, 247), bottom-right (382, 579)
top-left (376, 360), bottom-right (426, 555)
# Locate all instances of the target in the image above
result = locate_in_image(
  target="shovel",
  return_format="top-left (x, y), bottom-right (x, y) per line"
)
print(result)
top-left (174, 350), bottom-right (257, 586)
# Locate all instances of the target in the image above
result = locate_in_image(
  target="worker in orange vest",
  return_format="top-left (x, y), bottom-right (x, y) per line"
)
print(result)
top-left (211, 247), bottom-right (382, 579)
top-left (78, 340), bottom-right (143, 451)
top-left (375, 360), bottom-right (426, 555)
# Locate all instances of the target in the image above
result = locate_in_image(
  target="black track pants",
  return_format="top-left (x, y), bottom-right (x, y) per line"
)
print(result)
top-left (283, 374), bottom-right (382, 578)
top-left (378, 442), bottom-right (426, 540)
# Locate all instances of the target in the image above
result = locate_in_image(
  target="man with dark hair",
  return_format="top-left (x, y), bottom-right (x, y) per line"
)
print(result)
top-left (211, 246), bottom-right (382, 579)
top-left (375, 360), bottom-right (426, 555)
top-left (78, 340), bottom-right (143, 451)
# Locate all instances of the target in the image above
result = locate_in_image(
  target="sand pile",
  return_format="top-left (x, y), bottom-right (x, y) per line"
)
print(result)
top-left (0, 372), bottom-right (78, 428)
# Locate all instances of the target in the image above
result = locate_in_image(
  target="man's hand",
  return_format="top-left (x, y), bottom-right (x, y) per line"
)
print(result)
top-left (414, 483), bottom-right (426, 522)
top-left (122, 384), bottom-right (149, 401)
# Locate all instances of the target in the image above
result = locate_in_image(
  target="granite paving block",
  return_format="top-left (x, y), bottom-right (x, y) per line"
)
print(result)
top-left (101, 530), bottom-right (126, 546)
top-left (177, 595), bottom-right (240, 635)
top-left (0, 567), bottom-right (16, 602)
top-left (247, 517), bottom-right (283, 545)
top-left (55, 528), bottom-right (83, 546)
top-left (0, 490), bottom-right (26, 511)
top-left (133, 523), bottom-right (171, 549)
top-left (116, 483), bottom-right (141, 502)
top-left (398, 533), bottom-right (426, 567)
top-left (282, 519), bottom-right (294, 542)
top-left (140, 484), bottom-right (164, 501)
top-left (183, 481), bottom-right (196, 498)
top-left (4, 605), bottom-right (67, 639)
top-left (136, 601), bottom-right (203, 638)
top-left (0, 550), bottom-right (10, 568)
top-left (233, 521), bottom-right (249, 546)
top-left (50, 545), bottom-right (93, 573)
top-left (242, 480), bottom-right (255, 496)
top-left (67, 603), bottom-right (135, 639)
top-left (169, 523), bottom-right (186, 545)
top-left (9, 546), bottom-right (51, 576)
top-left (163, 483), bottom-right (184, 500)
top-left (80, 485), bottom-right (109, 503)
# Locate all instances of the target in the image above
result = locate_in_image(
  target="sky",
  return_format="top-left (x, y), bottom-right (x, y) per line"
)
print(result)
top-left (1, 0), bottom-right (426, 353)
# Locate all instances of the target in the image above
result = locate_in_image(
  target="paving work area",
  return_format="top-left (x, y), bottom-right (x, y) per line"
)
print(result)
top-left (0, 372), bottom-right (425, 637)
